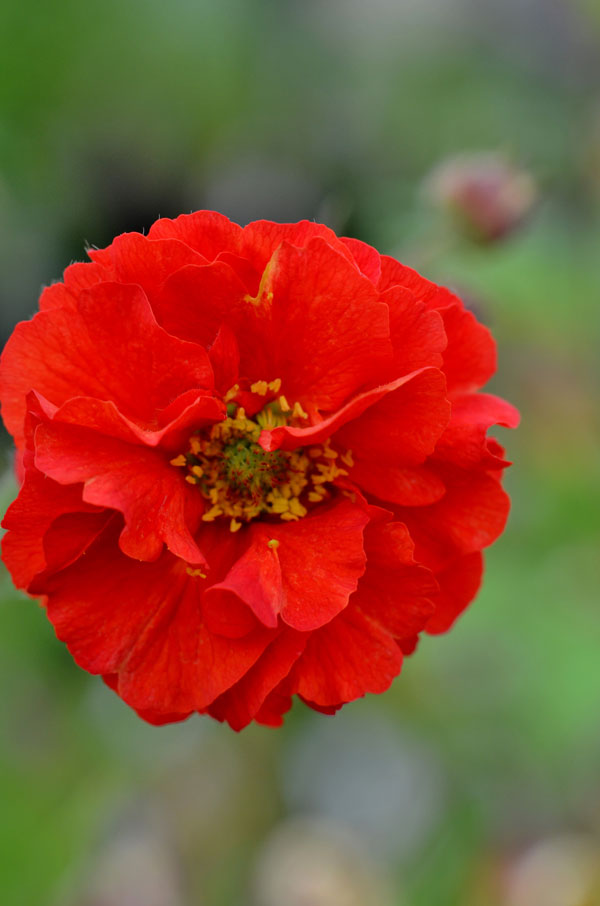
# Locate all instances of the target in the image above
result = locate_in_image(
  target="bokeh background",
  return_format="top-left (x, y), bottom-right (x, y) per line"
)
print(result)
top-left (1, 1), bottom-right (600, 903)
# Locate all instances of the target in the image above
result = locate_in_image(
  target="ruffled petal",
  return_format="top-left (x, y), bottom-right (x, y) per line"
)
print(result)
top-left (1, 467), bottom-right (100, 588)
top-left (433, 392), bottom-right (520, 470)
top-left (0, 282), bottom-right (213, 447)
top-left (34, 421), bottom-right (207, 564)
top-left (208, 629), bottom-right (308, 730)
top-left (289, 603), bottom-right (403, 707)
top-left (426, 552), bottom-right (484, 634)
top-left (378, 257), bottom-right (496, 393)
top-left (148, 210), bottom-right (243, 261)
top-left (88, 233), bottom-right (208, 299)
top-left (396, 466), bottom-right (511, 570)
top-left (352, 516), bottom-right (438, 640)
top-left (151, 261), bottom-right (248, 347)
top-left (340, 236), bottom-right (382, 284)
top-left (43, 523), bottom-right (274, 715)
top-left (241, 238), bottom-right (392, 412)
top-left (206, 501), bottom-right (368, 633)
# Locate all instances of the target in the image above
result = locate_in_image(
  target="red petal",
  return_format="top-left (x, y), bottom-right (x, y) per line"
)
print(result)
top-left (254, 687), bottom-right (294, 727)
top-left (266, 500), bottom-right (369, 631)
top-left (34, 421), bottom-right (206, 564)
top-left (91, 233), bottom-right (208, 300)
top-left (290, 604), bottom-right (403, 706)
top-left (244, 238), bottom-right (392, 412)
top-left (1, 467), bottom-right (99, 588)
top-left (241, 220), bottom-right (354, 274)
top-left (203, 531), bottom-right (284, 629)
top-left (340, 236), bottom-right (382, 283)
top-left (42, 524), bottom-right (274, 714)
top-left (209, 324), bottom-right (240, 395)
top-left (397, 466), bottom-right (511, 570)
top-left (353, 518), bottom-right (438, 639)
top-left (439, 302), bottom-right (496, 394)
top-left (260, 368), bottom-right (440, 454)
top-left (378, 257), bottom-right (496, 393)
top-left (335, 367), bottom-right (450, 467)
top-left (383, 286), bottom-right (446, 375)
top-left (203, 502), bottom-right (368, 634)
top-left (151, 261), bottom-right (248, 347)
top-left (433, 392), bottom-right (520, 470)
top-left (208, 629), bottom-right (308, 730)
top-left (0, 282), bottom-right (213, 447)
top-left (148, 210), bottom-right (243, 261)
top-left (426, 552), bottom-right (483, 634)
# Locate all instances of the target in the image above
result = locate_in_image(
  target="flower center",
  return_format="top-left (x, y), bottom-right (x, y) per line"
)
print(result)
top-left (171, 394), bottom-right (353, 533)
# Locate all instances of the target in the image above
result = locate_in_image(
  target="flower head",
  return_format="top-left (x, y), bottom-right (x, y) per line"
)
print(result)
top-left (0, 213), bottom-right (519, 729)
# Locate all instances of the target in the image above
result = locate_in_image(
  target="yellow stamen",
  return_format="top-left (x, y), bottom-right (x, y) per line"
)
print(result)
top-left (191, 465), bottom-right (204, 478)
top-left (185, 475), bottom-right (198, 485)
top-left (224, 384), bottom-right (239, 402)
top-left (268, 378), bottom-right (282, 393)
top-left (229, 518), bottom-right (242, 533)
top-left (292, 401), bottom-right (309, 419)
top-left (186, 567), bottom-right (207, 578)
top-left (250, 380), bottom-right (269, 396)
top-left (340, 449), bottom-right (354, 467)
top-left (170, 454), bottom-right (187, 467)
top-left (278, 394), bottom-right (291, 412)
top-left (267, 539), bottom-right (279, 550)
top-left (202, 505), bottom-right (224, 522)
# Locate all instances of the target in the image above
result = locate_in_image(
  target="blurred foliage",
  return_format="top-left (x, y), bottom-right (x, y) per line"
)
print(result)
top-left (1, 0), bottom-right (600, 904)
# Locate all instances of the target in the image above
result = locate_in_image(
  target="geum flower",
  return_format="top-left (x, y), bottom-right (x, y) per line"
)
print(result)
top-left (0, 214), bottom-right (519, 729)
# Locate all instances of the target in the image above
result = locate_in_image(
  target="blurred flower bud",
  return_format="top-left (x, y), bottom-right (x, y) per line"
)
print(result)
top-left (426, 152), bottom-right (537, 244)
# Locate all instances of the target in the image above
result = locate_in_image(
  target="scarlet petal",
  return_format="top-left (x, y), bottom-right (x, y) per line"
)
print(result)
top-left (254, 687), bottom-right (294, 727)
top-left (383, 286), bottom-right (446, 375)
top-left (203, 533), bottom-right (283, 629)
top-left (378, 257), bottom-right (496, 393)
top-left (1, 468), bottom-right (99, 589)
top-left (249, 238), bottom-right (392, 412)
top-left (148, 210), bottom-right (243, 261)
top-left (336, 367), bottom-right (450, 466)
top-left (44, 391), bottom-right (224, 451)
top-left (90, 233), bottom-right (208, 300)
top-left (208, 629), bottom-right (308, 730)
top-left (260, 367), bottom-right (444, 454)
top-left (427, 552), bottom-right (484, 634)
top-left (259, 501), bottom-right (369, 632)
top-left (397, 466), bottom-right (511, 570)
top-left (34, 421), bottom-right (206, 564)
top-left (439, 302), bottom-right (496, 394)
top-left (340, 236), bottom-right (382, 284)
top-left (0, 282), bottom-right (213, 447)
top-left (209, 325), bottom-right (240, 395)
top-left (152, 261), bottom-right (248, 347)
top-left (434, 392), bottom-right (520, 470)
top-left (337, 368), bottom-right (450, 506)
top-left (241, 220), bottom-right (354, 274)
top-left (43, 526), bottom-right (274, 714)
top-left (290, 604), bottom-right (403, 707)
top-left (353, 519), bottom-right (438, 640)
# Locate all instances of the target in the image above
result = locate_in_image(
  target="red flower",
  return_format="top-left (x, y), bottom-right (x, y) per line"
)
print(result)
top-left (0, 213), bottom-right (518, 729)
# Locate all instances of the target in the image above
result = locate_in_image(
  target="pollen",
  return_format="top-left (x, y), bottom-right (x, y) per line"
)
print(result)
top-left (186, 567), bottom-right (207, 578)
top-left (292, 401), bottom-right (309, 419)
top-left (173, 384), bottom-right (350, 530)
top-left (251, 380), bottom-right (269, 396)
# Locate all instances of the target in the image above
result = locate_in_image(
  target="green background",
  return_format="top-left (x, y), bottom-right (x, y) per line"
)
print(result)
top-left (1, 1), bottom-right (600, 903)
